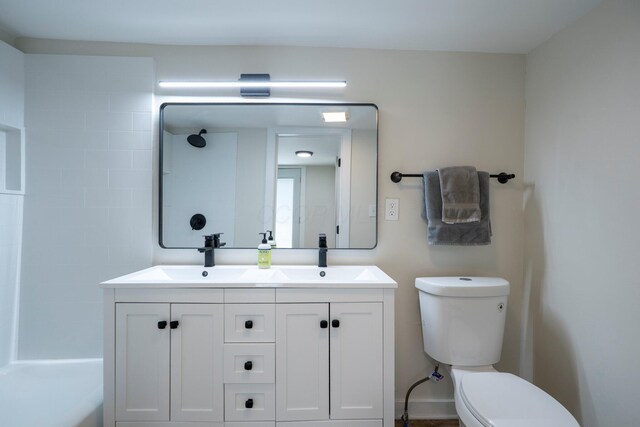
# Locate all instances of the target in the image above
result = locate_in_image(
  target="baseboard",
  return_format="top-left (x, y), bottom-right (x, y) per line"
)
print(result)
top-left (395, 398), bottom-right (458, 420)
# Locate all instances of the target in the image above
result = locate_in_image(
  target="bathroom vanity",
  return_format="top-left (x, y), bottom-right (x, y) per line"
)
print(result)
top-left (101, 265), bottom-right (397, 427)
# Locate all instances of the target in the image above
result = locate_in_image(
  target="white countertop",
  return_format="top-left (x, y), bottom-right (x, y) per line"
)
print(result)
top-left (100, 265), bottom-right (398, 289)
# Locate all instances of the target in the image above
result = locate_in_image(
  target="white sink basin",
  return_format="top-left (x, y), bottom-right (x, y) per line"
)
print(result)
top-left (276, 266), bottom-right (386, 283)
top-left (101, 265), bottom-right (397, 288)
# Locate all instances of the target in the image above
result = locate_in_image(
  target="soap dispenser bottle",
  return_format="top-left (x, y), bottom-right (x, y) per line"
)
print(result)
top-left (267, 230), bottom-right (276, 248)
top-left (258, 232), bottom-right (271, 269)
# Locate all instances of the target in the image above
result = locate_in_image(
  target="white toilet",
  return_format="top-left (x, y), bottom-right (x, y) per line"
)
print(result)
top-left (415, 277), bottom-right (579, 427)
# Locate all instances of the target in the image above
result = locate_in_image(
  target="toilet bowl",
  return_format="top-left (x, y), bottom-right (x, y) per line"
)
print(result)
top-left (415, 277), bottom-right (579, 427)
top-left (450, 366), bottom-right (578, 427)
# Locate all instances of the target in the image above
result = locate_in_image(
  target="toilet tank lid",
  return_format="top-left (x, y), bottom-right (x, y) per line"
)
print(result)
top-left (415, 277), bottom-right (510, 297)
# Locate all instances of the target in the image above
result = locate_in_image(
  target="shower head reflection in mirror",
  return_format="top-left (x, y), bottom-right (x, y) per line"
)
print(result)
top-left (187, 129), bottom-right (207, 147)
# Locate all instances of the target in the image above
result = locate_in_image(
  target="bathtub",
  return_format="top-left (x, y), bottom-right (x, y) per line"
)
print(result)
top-left (0, 359), bottom-right (102, 427)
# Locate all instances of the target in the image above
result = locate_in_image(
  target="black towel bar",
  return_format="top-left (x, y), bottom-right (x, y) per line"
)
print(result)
top-left (390, 171), bottom-right (515, 184)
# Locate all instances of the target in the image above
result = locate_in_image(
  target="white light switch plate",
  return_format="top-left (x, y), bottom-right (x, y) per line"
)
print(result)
top-left (385, 198), bottom-right (399, 221)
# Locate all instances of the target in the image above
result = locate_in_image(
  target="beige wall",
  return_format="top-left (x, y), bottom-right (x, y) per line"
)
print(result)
top-left (16, 39), bottom-right (525, 415)
top-left (524, 0), bottom-right (640, 425)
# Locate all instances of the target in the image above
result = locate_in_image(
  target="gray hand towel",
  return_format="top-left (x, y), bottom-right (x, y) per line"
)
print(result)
top-left (438, 166), bottom-right (481, 224)
top-left (423, 171), bottom-right (492, 245)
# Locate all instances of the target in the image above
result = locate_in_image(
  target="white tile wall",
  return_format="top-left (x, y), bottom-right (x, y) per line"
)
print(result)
top-left (20, 55), bottom-right (154, 359)
top-left (0, 41), bottom-right (24, 367)
top-left (0, 42), bottom-right (24, 128)
top-left (0, 195), bottom-right (23, 366)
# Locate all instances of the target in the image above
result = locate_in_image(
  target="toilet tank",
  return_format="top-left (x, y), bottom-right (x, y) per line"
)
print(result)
top-left (415, 277), bottom-right (510, 366)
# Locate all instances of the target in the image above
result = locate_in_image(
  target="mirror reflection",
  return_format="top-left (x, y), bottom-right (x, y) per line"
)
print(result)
top-left (160, 103), bottom-right (377, 249)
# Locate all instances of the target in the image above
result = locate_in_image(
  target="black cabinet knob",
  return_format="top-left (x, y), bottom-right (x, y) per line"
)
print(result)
top-left (320, 320), bottom-right (328, 329)
top-left (244, 361), bottom-right (253, 371)
top-left (332, 319), bottom-right (340, 328)
top-left (170, 320), bottom-right (179, 329)
top-left (245, 320), bottom-right (253, 329)
top-left (157, 321), bottom-right (167, 329)
top-left (245, 398), bottom-right (254, 409)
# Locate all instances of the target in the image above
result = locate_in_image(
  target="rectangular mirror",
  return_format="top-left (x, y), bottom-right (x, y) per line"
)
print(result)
top-left (160, 103), bottom-right (378, 249)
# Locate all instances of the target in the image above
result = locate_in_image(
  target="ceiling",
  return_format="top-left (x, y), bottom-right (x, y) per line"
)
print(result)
top-left (0, 0), bottom-right (602, 54)
top-left (278, 136), bottom-right (341, 167)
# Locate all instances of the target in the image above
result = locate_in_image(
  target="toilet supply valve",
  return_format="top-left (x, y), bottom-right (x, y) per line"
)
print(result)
top-left (400, 364), bottom-right (442, 427)
top-left (431, 370), bottom-right (444, 382)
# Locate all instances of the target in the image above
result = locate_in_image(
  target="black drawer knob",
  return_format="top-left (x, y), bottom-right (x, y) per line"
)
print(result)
top-left (332, 319), bottom-right (340, 328)
top-left (245, 398), bottom-right (254, 409)
top-left (157, 321), bottom-right (167, 329)
top-left (170, 320), bottom-right (179, 329)
top-left (245, 320), bottom-right (253, 329)
top-left (320, 320), bottom-right (328, 329)
top-left (244, 361), bottom-right (253, 371)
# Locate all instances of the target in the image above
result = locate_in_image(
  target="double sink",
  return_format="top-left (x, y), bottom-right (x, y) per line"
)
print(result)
top-left (102, 265), bottom-right (397, 288)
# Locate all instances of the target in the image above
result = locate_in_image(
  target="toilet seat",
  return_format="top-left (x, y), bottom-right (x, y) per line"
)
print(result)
top-left (460, 372), bottom-right (579, 427)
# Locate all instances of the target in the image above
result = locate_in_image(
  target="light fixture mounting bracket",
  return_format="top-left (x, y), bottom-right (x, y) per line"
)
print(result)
top-left (240, 74), bottom-right (271, 97)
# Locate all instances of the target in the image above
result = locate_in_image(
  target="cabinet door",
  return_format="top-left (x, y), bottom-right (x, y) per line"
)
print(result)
top-left (115, 303), bottom-right (170, 421)
top-left (170, 303), bottom-right (224, 422)
top-left (330, 303), bottom-right (383, 419)
top-left (276, 303), bottom-right (329, 421)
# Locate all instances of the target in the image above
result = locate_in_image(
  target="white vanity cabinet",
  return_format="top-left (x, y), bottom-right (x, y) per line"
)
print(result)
top-left (102, 265), bottom-right (397, 427)
top-left (114, 301), bottom-right (224, 424)
top-left (276, 302), bottom-right (383, 422)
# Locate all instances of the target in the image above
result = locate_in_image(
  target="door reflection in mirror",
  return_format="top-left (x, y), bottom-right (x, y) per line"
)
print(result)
top-left (276, 168), bottom-right (300, 248)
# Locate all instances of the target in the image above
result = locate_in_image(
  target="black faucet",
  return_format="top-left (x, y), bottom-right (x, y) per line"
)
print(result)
top-left (198, 233), bottom-right (225, 267)
top-left (318, 233), bottom-right (328, 268)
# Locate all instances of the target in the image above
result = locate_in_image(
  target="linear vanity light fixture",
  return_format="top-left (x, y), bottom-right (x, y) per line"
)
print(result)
top-left (158, 74), bottom-right (347, 97)
top-left (158, 81), bottom-right (348, 89)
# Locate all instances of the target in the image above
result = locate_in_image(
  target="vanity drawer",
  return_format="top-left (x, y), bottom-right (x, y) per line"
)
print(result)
top-left (225, 304), bottom-right (275, 342)
top-left (225, 383), bottom-right (275, 422)
top-left (224, 343), bottom-right (275, 383)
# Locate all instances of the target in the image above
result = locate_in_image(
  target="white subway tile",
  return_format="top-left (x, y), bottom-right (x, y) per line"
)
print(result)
top-left (132, 188), bottom-right (152, 208)
top-left (104, 223), bottom-right (133, 246)
top-left (25, 108), bottom-right (58, 129)
top-left (132, 112), bottom-right (152, 131)
top-left (84, 150), bottom-right (108, 169)
top-left (58, 90), bottom-right (87, 111)
top-left (55, 110), bottom-right (86, 131)
top-left (25, 89), bottom-right (60, 111)
top-left (109, 131), bottom-right (152, 150)
top-left (84, 188), bottom-right (132, 208)
top-left (51, 226), bottom-right (85, 247)
top-left (85, 150), bottom-right (133, 170)
top-left (132, 150), bottom-right (152, 170)
top-left (81, 131), bottom-right (109, 149)
top-left (84, 92), bottom-right (110, 112)
top-left (108, 243), bottom-right (152, 266)
top-left (60, 168), bottom-right (108, 189)
top-left (109, 150), bottom-right (134, 170)
top-left (28, 168), bottom-right (61, 192)
top-left (109, 92), bottom-right (152, 112)
top-left (86, 111), bottom-right (132, 131)
top-left (108, 206), bottom-right (142, 229)
top-left (56, 148), bottom-right (85, 169)
top-left (57, 188), bottom-right (85, 208)
top-left (108, 169), bottom-right (151, 189)
top-left (58, 206), bottom-right (108, 230)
